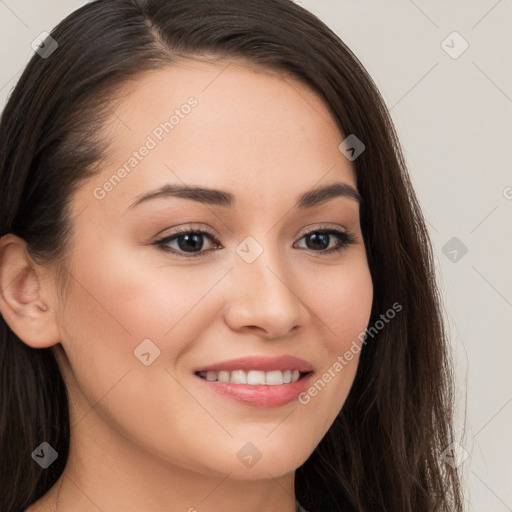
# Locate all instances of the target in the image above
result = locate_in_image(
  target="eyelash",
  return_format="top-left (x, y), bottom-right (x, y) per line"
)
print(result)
top-left (154, 225), bottom-right (357, 259)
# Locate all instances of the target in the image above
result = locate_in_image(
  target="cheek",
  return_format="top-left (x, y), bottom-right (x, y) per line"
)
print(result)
top-left (108, 248), bottom-right (229, 328)
top-left (308, 260), bottom-right (374, 352)
top-left (63, 240), bottom-right (219, 342)
top-left (55, 248), bottom-right (233, 472)
top-left (294, 261), bottom-right (373, 430)
top-left (56, 243), bottom-right (227, 407)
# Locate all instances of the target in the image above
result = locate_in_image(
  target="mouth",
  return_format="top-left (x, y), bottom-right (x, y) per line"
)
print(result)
top-left (192, 355), bottom-right (314, 406)
top-left (194, 369), bottom-right (311, 385)
top-left (193, 368), bottom-right (314, 407)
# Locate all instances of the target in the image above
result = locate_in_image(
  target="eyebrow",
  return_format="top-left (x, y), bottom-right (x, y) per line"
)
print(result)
top-left (126, 181), bottom-right (362, 211)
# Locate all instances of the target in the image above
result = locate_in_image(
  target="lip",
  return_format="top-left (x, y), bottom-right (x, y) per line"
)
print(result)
top-left (194, 355), bottom-right (314, 373)
top-left (195, 371), bottom-right (314, 407)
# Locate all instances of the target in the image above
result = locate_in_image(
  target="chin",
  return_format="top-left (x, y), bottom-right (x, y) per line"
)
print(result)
top-left (207, 445), bottom-right (311, 480)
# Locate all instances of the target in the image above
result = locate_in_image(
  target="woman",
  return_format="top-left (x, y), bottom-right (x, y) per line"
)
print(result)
top-left (0, 0), bottom-right (464, 510)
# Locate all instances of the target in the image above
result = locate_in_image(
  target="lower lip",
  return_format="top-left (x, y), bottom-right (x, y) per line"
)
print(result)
top-left (195, 373), bottom-right (314, 407)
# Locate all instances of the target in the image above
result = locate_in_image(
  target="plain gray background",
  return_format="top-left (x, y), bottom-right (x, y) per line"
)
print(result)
top-left (1, 1), bottom-right (511, 510)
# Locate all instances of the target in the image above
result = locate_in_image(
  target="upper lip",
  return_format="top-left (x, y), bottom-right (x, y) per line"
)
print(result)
top-left (194, 355), bottom-right (314, 373)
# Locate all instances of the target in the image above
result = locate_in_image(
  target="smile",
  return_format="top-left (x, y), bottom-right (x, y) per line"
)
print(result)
top-left (196, 369), bottom-right (304, 385)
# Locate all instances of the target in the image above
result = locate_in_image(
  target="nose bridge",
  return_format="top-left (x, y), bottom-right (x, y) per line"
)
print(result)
top-left (225, 232), bottom-right (305, 336)
top-left (235, 230), bottom-right (289, 294)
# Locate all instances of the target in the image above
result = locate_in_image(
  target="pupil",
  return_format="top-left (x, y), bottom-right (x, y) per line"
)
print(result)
top-left (307, 232), bottom-right (329, 250)
top-left (179, 234), bottom-right (203, 252)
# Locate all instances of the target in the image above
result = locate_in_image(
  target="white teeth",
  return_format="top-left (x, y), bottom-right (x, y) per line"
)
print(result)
top-left (247, 370), bottom-right (266, 385)
top-left (218, 371), bottom-right (230, 382)
top-left (265, 370), bottom-right (284, 386)
top-left (230, 370), bottom-right (247, 384)
top-left (264, 370), bottom-right (284, 385)
top-left (198, 369), bottom-right (303, 385)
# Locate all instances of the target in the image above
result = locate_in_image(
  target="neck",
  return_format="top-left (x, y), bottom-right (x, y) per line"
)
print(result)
top-left (30, 406), bottom-right (299, 512)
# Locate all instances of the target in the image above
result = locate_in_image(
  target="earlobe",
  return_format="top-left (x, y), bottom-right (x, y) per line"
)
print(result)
top-left (0, 234), bottom-right (60, 348)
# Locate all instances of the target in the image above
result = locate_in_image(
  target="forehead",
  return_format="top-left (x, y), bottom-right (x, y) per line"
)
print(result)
top-left (80, 58), bottom-right (357, 215)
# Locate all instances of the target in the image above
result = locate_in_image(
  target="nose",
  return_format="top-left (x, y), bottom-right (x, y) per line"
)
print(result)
top-left (223, 245), bottom-right (309, 339)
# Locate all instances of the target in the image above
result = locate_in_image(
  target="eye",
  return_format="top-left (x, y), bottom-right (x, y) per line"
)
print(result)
top-left (294, 228), bottom-right (357, 255)
top-left (154, 227), bottom-right (220, 257)
top-left (154, 226), bottom-right (357, 258)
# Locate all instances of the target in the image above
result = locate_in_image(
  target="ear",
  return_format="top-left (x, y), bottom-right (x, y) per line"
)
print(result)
top-left (0, 234), bottom-right (61, 348)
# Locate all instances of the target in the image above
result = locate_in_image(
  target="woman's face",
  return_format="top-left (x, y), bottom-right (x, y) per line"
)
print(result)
top-left (52, 58), bottom-right (373, 479)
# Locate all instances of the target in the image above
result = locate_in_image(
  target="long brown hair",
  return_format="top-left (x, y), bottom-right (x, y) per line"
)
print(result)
top-left (0, 1), bottom-right (463, 510)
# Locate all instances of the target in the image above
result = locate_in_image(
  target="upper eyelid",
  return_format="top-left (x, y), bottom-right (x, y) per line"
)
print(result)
top-left (159, 221), bottom-right (351, 237)
top-left (157, 224), bottom-right (352, 242)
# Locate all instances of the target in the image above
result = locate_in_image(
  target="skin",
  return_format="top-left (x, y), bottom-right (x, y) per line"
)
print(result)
top-left (0, 58), bottom-right (373, 512)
